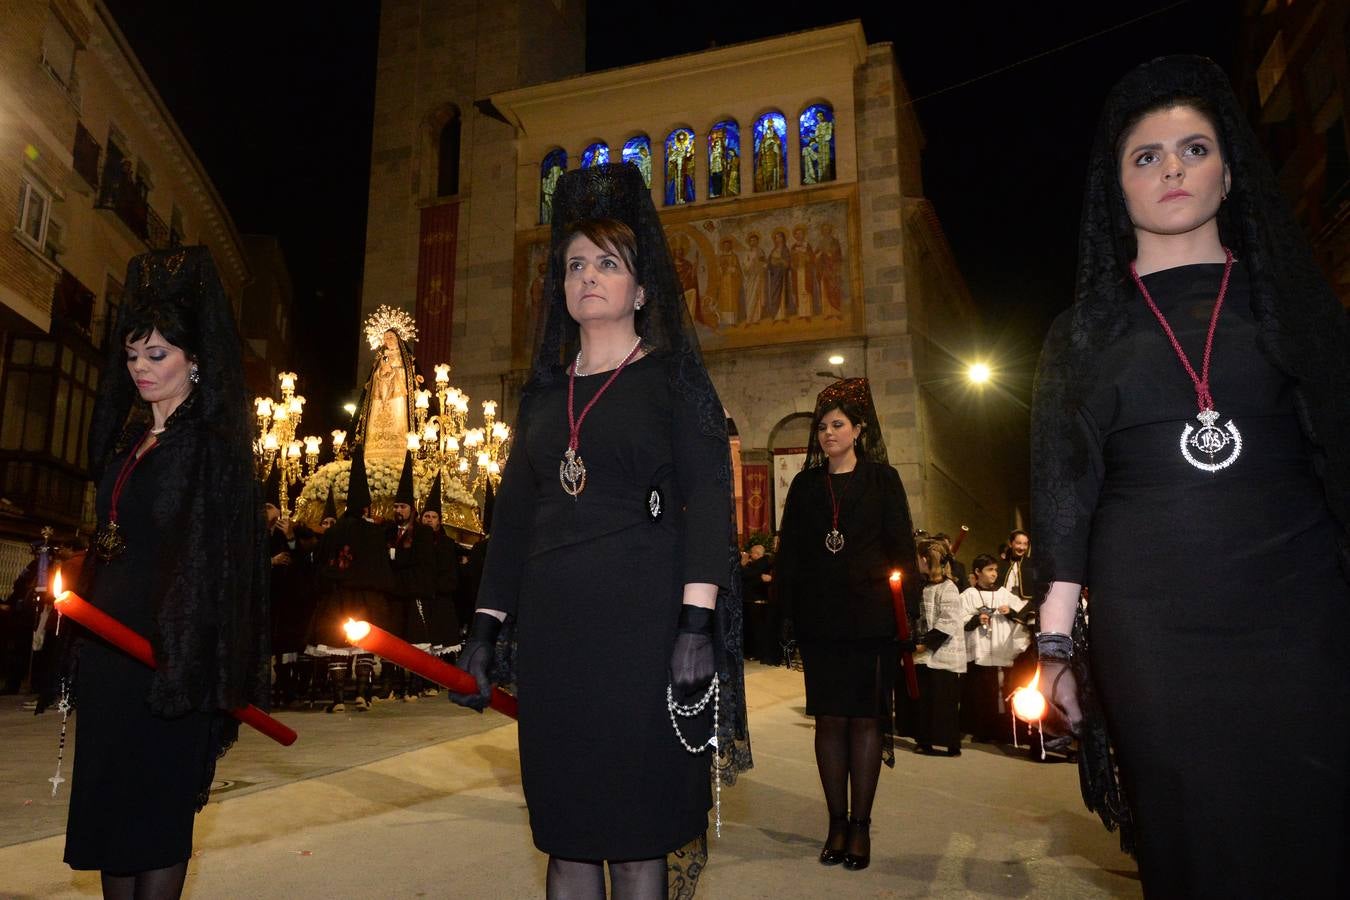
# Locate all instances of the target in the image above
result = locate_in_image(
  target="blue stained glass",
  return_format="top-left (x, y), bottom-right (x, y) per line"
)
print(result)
top-left (707, 120), bottom-right (740, 199)
top-left (622, 135), bottom-right (653, 187)
top-left (752, 112), bottom-right (787, 193)
top-left (581, 142), bottom-right (610, 169)
top-left (664, 128), bottom-right (696, 206)
top-left (539, 148), bottom-right (567, 224)
top-left (799, 103), bottom-right (836, 185)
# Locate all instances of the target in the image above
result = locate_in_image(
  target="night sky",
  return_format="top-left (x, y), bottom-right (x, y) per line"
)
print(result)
top-left (102, 0), bottom-right (1240, 427)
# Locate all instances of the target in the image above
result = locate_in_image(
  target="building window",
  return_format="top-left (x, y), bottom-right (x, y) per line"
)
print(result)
top-left (707, 120), bottom-right (740, 199)
top-left (799, 103), bottom-right (836, 185)
top-left (17, 176), bottom-right (53, 250)
top-left (41, 12), bottom-right (78, 88)
top-left (437, 111), bottom-right (461, 197)
top-left (72, 121), bottom-right (100, 190)
top-left (581, 142), bottom-right (609, 168)
top-left (622, 135), bottom-right (652, 187)
top-left (539, 148), bottom-right (567, 224)
top-left (664, 127), bottom-right (696, 206)
top-left (753, 112), bottom-right (787, 193)
top-left (170, 205), bottom-right (185, 247)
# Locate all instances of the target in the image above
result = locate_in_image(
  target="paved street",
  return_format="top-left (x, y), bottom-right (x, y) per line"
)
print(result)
top-left (0, 664), bottom-right (1140, 899)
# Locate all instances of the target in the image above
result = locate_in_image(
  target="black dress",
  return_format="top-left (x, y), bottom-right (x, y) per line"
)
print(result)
top-left (65, 441), bottom-right (216, 872)
top-left (479, 353), bottom-right (730, 860)
top-left (777, 460), bottom-right (918, 718)
top-left (1041, 263), bottom-right (1350, 894)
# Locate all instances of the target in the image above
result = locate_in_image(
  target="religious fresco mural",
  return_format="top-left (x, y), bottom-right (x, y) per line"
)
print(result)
top-left (707, 120), bottom-right (740, 200)
top-left (622, 135), bottom-right (653, 187)
top-left (799, 103), bottom-right (836, 185)
top-left (581, 141), bottom-right (609, 168)
top-left (514, 184), bottom-right (860, 364)
top-left (753, 112), bottom-right (787, 193)
top-left (539, 148), bottom-right (567, 224)
top-left (664, 127), bottom-right (696, 206)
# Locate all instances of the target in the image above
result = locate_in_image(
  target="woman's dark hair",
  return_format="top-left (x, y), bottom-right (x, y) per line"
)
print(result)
top-left (119, 294), bottom-right (201, 361)
top-left (557, 217), bottom-right (639, 278)
top-left (810, 399), bottom-right (866, 442)
top-left (1113, 94), bottom-right (1226, 165)
top-left (1008, 528), bottom-right (1030, 543)
top-left (972, 553), bottom-right (1001, 573)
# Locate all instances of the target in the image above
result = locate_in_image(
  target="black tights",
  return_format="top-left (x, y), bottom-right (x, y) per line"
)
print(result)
top-left (545, 855), bottom-right (665, 900)
top-left (815, 715), bottom-right (881, 854)
top-left (100, 862), bottom-right (188, 900)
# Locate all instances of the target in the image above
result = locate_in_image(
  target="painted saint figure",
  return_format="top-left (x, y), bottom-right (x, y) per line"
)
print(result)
top-left (817, 223), bottom-right (844, 318)
top-left (790, 225), bottom-right (817, 318)
top-left (743, 232), bottom-right (768, 323)
top-left (715, 238), bottom-right (744, 326)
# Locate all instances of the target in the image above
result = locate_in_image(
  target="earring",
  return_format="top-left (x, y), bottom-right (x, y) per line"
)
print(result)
top-left (634, 296), bottom-right (645, 310)
top-left (189, 363), bottom-right (200, 384)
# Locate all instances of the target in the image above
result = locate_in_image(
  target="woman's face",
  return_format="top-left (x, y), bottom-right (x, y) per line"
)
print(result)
top-left (125, 328), bottom-right (192, 407)
top-left (563, 233), bottom-right (642, 328)
top-left (1119, 104), bottom-right (1230, 243)
top-left (815, 406), bottom-right (861, 460)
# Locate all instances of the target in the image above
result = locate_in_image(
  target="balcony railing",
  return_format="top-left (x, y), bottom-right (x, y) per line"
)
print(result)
top-left (95, 165), bottom-right (176, 250)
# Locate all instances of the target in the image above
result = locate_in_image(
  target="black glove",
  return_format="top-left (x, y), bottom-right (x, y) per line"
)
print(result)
top-left (921, 628), bottom-right (948, 651)
top-left (1036, 632), bottom-right (1083, 740)
top-left (669, 605), bottom-right (715, 704)
top-left (448, 611), bottom-right (501, 712)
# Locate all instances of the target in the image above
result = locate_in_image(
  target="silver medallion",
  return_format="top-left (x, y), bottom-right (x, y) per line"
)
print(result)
top-left (1180, 409), bottom-right (1242, 472)
top-left (825, 529), bottom-right (845, 554)
top-left (559, 448), bottom-right (587, 496)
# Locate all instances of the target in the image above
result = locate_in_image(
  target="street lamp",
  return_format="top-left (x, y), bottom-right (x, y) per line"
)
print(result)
top-left (967, 362), bottom-right (992, 384)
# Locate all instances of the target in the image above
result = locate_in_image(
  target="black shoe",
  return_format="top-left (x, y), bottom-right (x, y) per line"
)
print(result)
top-left (944, 746), bottom-right (962, 757)
top-left (914, 743), bottom-right (935, 755)
top-left (843, 817), bottom-right (871, 870)
top-left (819, 815), bottom-right (848, 866)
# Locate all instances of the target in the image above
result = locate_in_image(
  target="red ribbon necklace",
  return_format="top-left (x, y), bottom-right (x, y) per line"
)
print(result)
top-left (1128, 247), bottom-right (1243, 472)
top-left (823, 465), bottom-right (854, 554)
top-left (94, 430), bottom-right (158, 561)
top-left (559, 335), bottom-right (643, 497)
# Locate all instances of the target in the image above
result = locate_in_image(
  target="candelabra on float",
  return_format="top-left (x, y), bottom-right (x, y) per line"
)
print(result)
top-left (253, 371), bottom-right (320, 516)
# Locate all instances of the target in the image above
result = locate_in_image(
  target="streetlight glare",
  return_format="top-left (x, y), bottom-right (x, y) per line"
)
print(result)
top-left (968, 363), bottom-right (991, 384)
top-left (342, 402), bottom-right (357, 415)
top-left (827, 354), bottom-right (845, 366)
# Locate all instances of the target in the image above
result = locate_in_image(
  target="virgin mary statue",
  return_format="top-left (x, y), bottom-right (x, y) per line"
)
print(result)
top-left (351, 305), bottom-right (421, 464)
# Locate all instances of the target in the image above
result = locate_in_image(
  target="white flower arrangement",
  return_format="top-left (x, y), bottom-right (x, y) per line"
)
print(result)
top-left (296, 456), bottom-right (479, 523)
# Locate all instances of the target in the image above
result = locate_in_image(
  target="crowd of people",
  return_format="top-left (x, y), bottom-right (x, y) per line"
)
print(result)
top-left (2, 54), bottom-right (1348, 900)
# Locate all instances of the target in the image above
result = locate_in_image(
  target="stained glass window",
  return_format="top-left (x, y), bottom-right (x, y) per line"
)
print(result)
top-left (581, 142), bottom-right (609, 169)
top-left (539, 148), bottom-right (567, 224)
top-left (799, 103), bottom-right (836, 185)
top-left (753, 112), bottom-right (787, 193)
top-left (622, 135), bottom-right (653, 187)
top-left (664, 128), bottom-right (696, 206)
top-left (707, 120), bottom-right (740, 199)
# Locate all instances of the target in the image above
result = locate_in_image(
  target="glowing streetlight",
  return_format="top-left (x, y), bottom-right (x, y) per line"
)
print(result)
top-left (967, 362), bottom-right (992, 384)
top-left (827, 354), bottom-right (845, 366)
top-left (342, 402), bottom-right (357, 416)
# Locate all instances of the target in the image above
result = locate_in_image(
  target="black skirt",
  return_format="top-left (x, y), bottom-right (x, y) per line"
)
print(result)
top-left (800, 639), bottom-right (897, 718)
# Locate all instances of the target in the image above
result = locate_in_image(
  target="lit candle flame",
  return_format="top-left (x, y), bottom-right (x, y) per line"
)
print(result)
top-left (1011, 667), bottom-right (1047, 722)
top-left (888, 570), bottom-right (902, 584)
top-left (53, 568), bottom-right (64, 598)
top-left (343, 618), bottom-right (371, 643)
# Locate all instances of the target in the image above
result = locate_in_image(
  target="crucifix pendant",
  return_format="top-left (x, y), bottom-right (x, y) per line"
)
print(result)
top-left (559, 448), bottom-right (587, 497)
top-left (825, 529), bottom-right (845, 554)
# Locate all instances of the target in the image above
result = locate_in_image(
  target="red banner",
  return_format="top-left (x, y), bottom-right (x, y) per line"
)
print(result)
top-left (415, 202), bottom-right (460, 372)
top-left (743, 464), bottom-right (769, 534)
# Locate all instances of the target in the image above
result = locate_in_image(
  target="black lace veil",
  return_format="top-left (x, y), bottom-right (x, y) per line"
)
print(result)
top-left (1032, 54), bottom-right (1350, 855)
top-left (86, 246), bottom-right (269, 806)
top-left (527, 163), bottom-right (752, 785)
top-left (802, 377), bottom-right (890, 471)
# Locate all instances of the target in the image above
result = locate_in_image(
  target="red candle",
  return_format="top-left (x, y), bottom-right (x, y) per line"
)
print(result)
top-left (53, 573), bottom-right (298, 746)
top-left (343, 619), bottom-right (519, 719)
top-left (888, 570), bottom-right (920, 700)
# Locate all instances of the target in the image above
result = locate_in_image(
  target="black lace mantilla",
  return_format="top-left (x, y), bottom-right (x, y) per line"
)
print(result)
top-left (1031, 55), bottom-right (1350, 848)
top-left (524, 164), bottom-right (752, 784)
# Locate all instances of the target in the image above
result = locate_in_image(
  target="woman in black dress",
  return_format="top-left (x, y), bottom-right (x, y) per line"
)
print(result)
top-left (66, 247), bottom-right (269, 899)
top-left (777, 379), bottom-right (919, 871)
top-left (450, 164), bottom-right (750, 899)
top-left (1032, 56), bottom-right (1350, 896)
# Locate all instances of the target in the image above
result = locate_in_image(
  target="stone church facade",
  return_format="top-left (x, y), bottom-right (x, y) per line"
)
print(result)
top-left (361, 5), bottom-right (1025, 545)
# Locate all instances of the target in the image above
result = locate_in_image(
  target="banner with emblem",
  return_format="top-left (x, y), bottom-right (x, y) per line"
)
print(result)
top-left (742, 464), bottom-right (769, 535)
